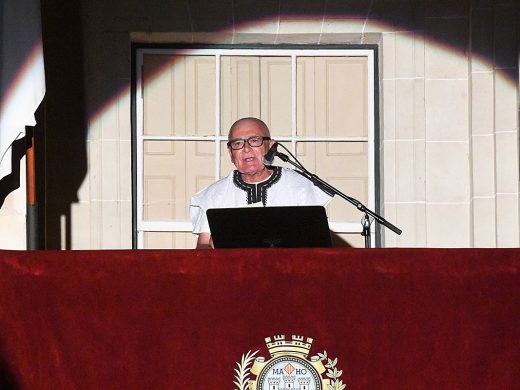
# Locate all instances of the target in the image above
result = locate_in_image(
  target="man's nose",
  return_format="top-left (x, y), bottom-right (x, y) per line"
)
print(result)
top-left (243, 141), bottom-right (252, 152)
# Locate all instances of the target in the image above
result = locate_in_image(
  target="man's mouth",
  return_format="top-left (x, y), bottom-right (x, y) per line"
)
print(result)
top-left (244, 157), bottom-right (255, 162)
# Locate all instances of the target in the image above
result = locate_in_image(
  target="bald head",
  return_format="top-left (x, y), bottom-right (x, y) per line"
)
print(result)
top-left (228, 117), bottom-right (270, 140)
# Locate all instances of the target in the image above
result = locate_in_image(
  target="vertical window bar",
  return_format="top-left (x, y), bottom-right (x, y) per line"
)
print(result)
top-left (367, 51), bottom-right (375, 215)
top-left (215, 54), bottom-right (221, 180)
top-left (367, 51), bottom-right (376, 246)
top-left (291, 55), bottom-right (297, 156)
top-left (136, 50), bottom-right (145, 248)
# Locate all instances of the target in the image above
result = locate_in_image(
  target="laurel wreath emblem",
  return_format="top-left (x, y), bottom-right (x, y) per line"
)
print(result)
top-left (234, 350), bottom-right (258, 390)
top-left (318, 350), bottom-right (347, 390)
top-left (234, 349), bottom-right (347, 390)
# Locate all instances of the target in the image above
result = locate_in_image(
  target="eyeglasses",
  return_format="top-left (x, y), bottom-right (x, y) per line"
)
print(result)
top-left (227, 136), bottom-right (271, 150)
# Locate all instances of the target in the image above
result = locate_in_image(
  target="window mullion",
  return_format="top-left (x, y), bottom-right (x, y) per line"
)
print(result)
top-left (215, 54), bottom-right (221, 181)
top-left (367, 51), bottom-right (375, 216)
top-left (291, 54), bottom-right (297, 155)
top-left (136, 50), bottom-right (145, 248)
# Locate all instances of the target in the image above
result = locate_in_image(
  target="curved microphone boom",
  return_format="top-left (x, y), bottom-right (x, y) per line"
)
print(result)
top-left (262, 142), bottom-right (279, 166)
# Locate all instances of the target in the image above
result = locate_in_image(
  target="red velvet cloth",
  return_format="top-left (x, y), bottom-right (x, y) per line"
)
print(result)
top-left (0, 249), bottom-right (519, 389)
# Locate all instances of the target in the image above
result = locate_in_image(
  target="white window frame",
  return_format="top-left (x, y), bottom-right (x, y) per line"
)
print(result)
top-left (135, 47), bottom-right (376, 248)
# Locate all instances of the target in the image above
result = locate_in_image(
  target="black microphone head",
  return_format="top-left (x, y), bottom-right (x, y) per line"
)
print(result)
top-left (262, 142), bottom-right (278, 166)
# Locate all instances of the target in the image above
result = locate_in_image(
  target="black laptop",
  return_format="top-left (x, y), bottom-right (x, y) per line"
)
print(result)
top-left (207, 205), bottom-right (332, 248)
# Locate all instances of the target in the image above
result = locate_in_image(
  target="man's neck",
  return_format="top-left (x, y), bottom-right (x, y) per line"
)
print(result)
top-left (240, 168), bottom-right (273, 184)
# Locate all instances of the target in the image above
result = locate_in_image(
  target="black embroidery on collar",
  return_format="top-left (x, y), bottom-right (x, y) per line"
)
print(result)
top-left (233, 167), bottom-right (282, 206)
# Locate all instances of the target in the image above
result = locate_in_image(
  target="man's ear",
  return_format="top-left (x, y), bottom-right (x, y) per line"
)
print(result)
top-left (268, 139), bottom-right (276, 148)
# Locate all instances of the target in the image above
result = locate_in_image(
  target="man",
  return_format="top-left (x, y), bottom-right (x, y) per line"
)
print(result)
top-left (190, 117), bottom-right (332, 249)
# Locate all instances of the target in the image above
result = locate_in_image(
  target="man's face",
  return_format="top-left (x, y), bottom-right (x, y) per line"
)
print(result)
top-left (228, 120), bottom-right (274, 182)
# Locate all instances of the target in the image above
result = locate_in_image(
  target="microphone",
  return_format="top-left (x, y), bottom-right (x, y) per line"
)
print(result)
top-left (262, 142), bottom-right (279, 166)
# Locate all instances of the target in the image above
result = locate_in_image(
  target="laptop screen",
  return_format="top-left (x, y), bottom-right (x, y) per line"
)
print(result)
top-left (207, 205), bottom-right (332, 248)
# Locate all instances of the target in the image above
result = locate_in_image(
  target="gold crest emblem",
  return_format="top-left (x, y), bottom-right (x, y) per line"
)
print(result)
top-left (234, 335), bottom-right (347, 390)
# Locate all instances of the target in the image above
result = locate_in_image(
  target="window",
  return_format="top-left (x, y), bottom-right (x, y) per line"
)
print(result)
top-left (134, 46), bottom-right (378, 248)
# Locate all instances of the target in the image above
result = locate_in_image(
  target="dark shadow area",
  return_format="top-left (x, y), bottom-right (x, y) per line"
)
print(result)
top-left (0, 345), bottom-right (19, 390)
top-left (0, 136), bottom-right (29, 210)
top-left (330, 231), bottom-right (354, 248)
top-left (41, 0), bottom-right (87, 249)
top-left (34, 101), bottom-right (46, 248)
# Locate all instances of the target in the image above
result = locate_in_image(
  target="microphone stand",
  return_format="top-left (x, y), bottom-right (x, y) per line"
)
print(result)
top-left (273, 145), bottom-right (402, 248)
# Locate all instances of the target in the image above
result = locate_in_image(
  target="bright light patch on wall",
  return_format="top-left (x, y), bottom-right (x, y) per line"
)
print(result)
top-left (88, 13), bottom-right (515, 132)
